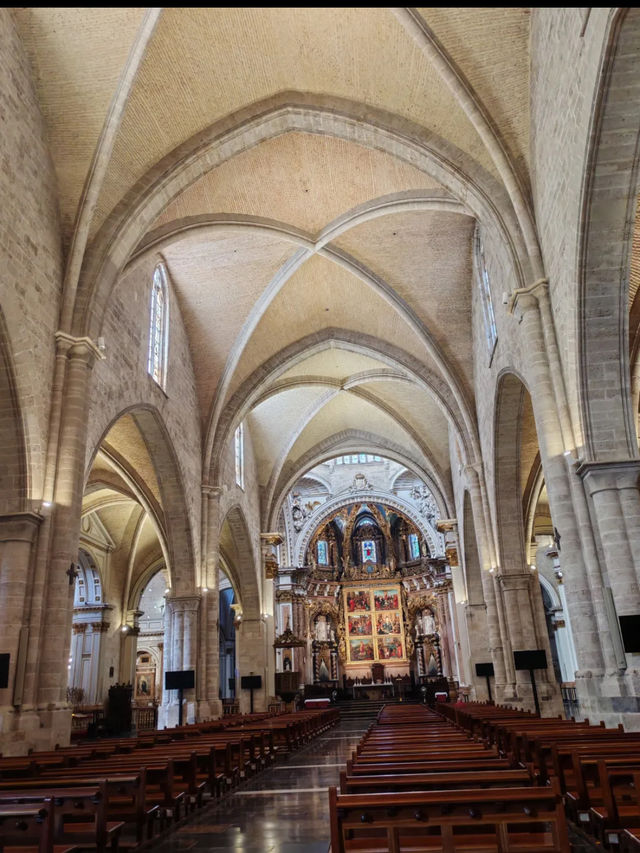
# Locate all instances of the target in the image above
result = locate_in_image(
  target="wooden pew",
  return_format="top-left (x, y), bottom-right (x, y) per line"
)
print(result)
top-left (0, 800), bottom-right (68, 853)
top-left (328, 785), bottom-right (571, 852)
top-left (0, 784), bottom-right (124, 853)
top-left (339, 767), bottom-right (535, 794)
top-left (346, 756), bottom-right (517, 777)
top-left (587, 763), bottom-right (640, 848)
top-left (0, 768), bottom-right (154, 844)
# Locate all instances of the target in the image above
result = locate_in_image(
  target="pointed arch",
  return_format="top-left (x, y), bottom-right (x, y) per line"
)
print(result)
top-left (578, 8), bottom-right (640, 460)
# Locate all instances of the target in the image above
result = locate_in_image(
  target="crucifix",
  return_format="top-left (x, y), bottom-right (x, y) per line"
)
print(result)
top-left (66, 563), bottom-right (79, 585)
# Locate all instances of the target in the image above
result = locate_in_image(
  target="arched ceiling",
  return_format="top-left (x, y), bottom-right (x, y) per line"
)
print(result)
top-left (13, 7), bottom-right (534, 527)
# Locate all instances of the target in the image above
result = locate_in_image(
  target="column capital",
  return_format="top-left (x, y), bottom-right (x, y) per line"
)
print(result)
top-left (508, 277), bottom-right (549, 315)
top-left (576, 458), bottom-right (640, 493)
top-left (261, 532), bottom-right (284, 546)
top-left (166, 595), bottom-right (201, 612)
top-left (498, 572), bottom-right (534, 591)
top-left (0, 511), bottom-right (43, 543)
top-left (463, 461), bottom-right (483, 483)
top-left (201, 484), bottom-right (224, 498)
top-left (55, 330), bottom-right (106, 364)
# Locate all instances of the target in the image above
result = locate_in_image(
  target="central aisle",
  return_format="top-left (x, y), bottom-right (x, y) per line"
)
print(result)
top-left (152, 718), bottom-right (369, 852)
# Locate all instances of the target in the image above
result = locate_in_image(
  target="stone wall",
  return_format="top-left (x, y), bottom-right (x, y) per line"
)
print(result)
top-left (0, 9), bottom-right (63, 510)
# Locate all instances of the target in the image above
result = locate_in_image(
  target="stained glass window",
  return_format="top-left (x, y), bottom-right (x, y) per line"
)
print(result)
top-left (476, 228), bottom-right (497, 355)
top-left (148, 264), bottom-right (169, 388)
top-left (235, 422), bottom-right (244, 489)
top-left (409, 533), bottom-right (420, 560)
top-left (317, 540), bottom-right (328, 565)
top-left (362, 540), bottom-right (377, 563)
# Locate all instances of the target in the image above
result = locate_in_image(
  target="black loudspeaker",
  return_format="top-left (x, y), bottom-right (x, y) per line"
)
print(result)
top-left (619, 615), bottom-right (640, 653)
top-left (475, 662), bottom-right (494, 677)
top-left (240, 675), bottom-right (262, 690)
top-left (513, 649), bottom-right (547, 670)
top-left (165, 670), bottom-right (195, 690)
top-left (228, 677), bottom-right (236, 691)
top-left (0, 654), bottom-right (9, 689)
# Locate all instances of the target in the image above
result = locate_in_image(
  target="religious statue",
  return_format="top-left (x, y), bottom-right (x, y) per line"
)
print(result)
top-left (315, 615), bottom-right (330, 642)
top-left (416, 609), bottom-right (436, 636)
top-left (291, 494), bottom-right (306, 532)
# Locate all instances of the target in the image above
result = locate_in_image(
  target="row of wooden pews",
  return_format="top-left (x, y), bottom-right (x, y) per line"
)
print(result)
top-left (0, 706), bottom-right (338, 853)
top-left (439, 700), bottom-right (640, 852)
top-left (329, 702), bottom-right (571, 852)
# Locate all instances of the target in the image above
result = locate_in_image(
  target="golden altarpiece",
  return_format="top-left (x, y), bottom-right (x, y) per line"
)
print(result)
top-left (271, 501), bottom-right (457, 699)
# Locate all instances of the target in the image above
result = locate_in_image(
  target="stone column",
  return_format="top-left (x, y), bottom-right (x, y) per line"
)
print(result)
top-left (0, 511), bottom-right (42, 753)
top-left (464, 465), bottom-right (510, 699)
top-left (88, 618), bottom-right (111, 704)
top-left (236, 616), bottom-right (267, 713)
top-left (159, 595), bottom-right (200, 727)
top-left (198, 485), bottom-right (222, 721)
top-left (35, 335), bottom-right (103, 750)
top-left (434, 588), bottom-right (453, 677)
top-left (119, 609), bottom-right (143, 690)
top-left (511, 284), bottom-right (610, 714)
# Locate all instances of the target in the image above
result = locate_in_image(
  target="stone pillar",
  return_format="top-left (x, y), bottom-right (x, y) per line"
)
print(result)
top-left (511, 284), bottom-right (608, 715)
top-left (88, 619), bottom-right (111, 704)
top-left (119, 609), bottom-right (143, 690)
top-left (159, 595), bottom-right (200, 727)
top-left (434, 588), bottom-right (453, 677)
top-left (464, 465), bottom-right (510, 700)
top-left (236, 616), bottom-right (267, 713)
top-left (198, 485), bottom-right (222, 721)
top-left (579, 462), bottom-right (640, 617)
top-left (0, 512), bottom-right (42, 754)
top-left (33, 335), bottom-right (103, 751)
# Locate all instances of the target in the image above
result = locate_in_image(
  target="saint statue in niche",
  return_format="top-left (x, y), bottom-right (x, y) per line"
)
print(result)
top-left (315, 615), bottom-right (330, 641)
top-left (416, 609), bottom-right (435, 636)
top-left (318, 658), bottom-right (331, 682)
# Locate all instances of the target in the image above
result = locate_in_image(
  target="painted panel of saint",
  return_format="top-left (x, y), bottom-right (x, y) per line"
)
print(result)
top-left (374, 588), bottom-right (399, 611)
top-left (375, 612), bottom-right (401, 635)
top-left (346, 589), bottom-right (371, 612)
top-left (377, 635), bottom-right (404, 660)
top-left (350, 638), bottom-right (375, 661)
top-left (348, 614), bottom-right (372, 636)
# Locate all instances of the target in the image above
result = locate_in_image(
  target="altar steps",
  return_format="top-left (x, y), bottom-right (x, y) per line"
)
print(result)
top-left (336, 697), bottom-right (412, 720)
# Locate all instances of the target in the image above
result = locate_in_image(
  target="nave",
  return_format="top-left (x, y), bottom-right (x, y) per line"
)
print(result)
top-left (151, 718), bottom-right (369, 853)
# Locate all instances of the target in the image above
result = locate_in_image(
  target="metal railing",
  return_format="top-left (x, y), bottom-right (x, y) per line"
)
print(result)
top-left (561, 683), bottom-right (581, 720)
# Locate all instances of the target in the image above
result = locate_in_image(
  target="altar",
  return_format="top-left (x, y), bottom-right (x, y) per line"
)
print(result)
top-left (351, 680), bottom-right (395, 700)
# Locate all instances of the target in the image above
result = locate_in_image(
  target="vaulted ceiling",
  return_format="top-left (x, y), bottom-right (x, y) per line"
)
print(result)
top-left (13, 7), bottom-right (533, 523)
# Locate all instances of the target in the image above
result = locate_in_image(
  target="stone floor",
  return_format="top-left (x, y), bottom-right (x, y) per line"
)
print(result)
top-left (148, 716), bottom-right (601, 852)
top-left (149, 719), bottom-right (368, 852)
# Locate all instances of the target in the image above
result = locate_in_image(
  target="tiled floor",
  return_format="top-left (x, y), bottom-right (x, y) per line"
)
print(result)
top-left (147, 716), bottom-right (602, 852)
top-left (149, 719), bottom-right (369, 852)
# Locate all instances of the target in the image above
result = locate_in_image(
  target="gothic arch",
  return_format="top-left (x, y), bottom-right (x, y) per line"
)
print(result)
top-left (294, 490), bottom-right (443, 567)
top-left (269, 427), bottom-right (451, 532)
top-left (85, 405), bottom-right (196, 596)
top-left (218, 505), bottom-right (260, 621)
top-left (578, 8), bottom-right (640, 460)
top-left (208, 328), bottom-right (472, 490)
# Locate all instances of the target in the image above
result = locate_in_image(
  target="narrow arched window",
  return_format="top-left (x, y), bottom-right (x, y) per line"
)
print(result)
top-left (475, 228), bottom-right (497, 356)
top-left (148, 264), bottom-right (169, 389)
top-left (235, 422), bottom-right (244, 489)
top-left (409, 533), bottom-right (420, 560)
top-left (317, 540), bottom-right (328, 565)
